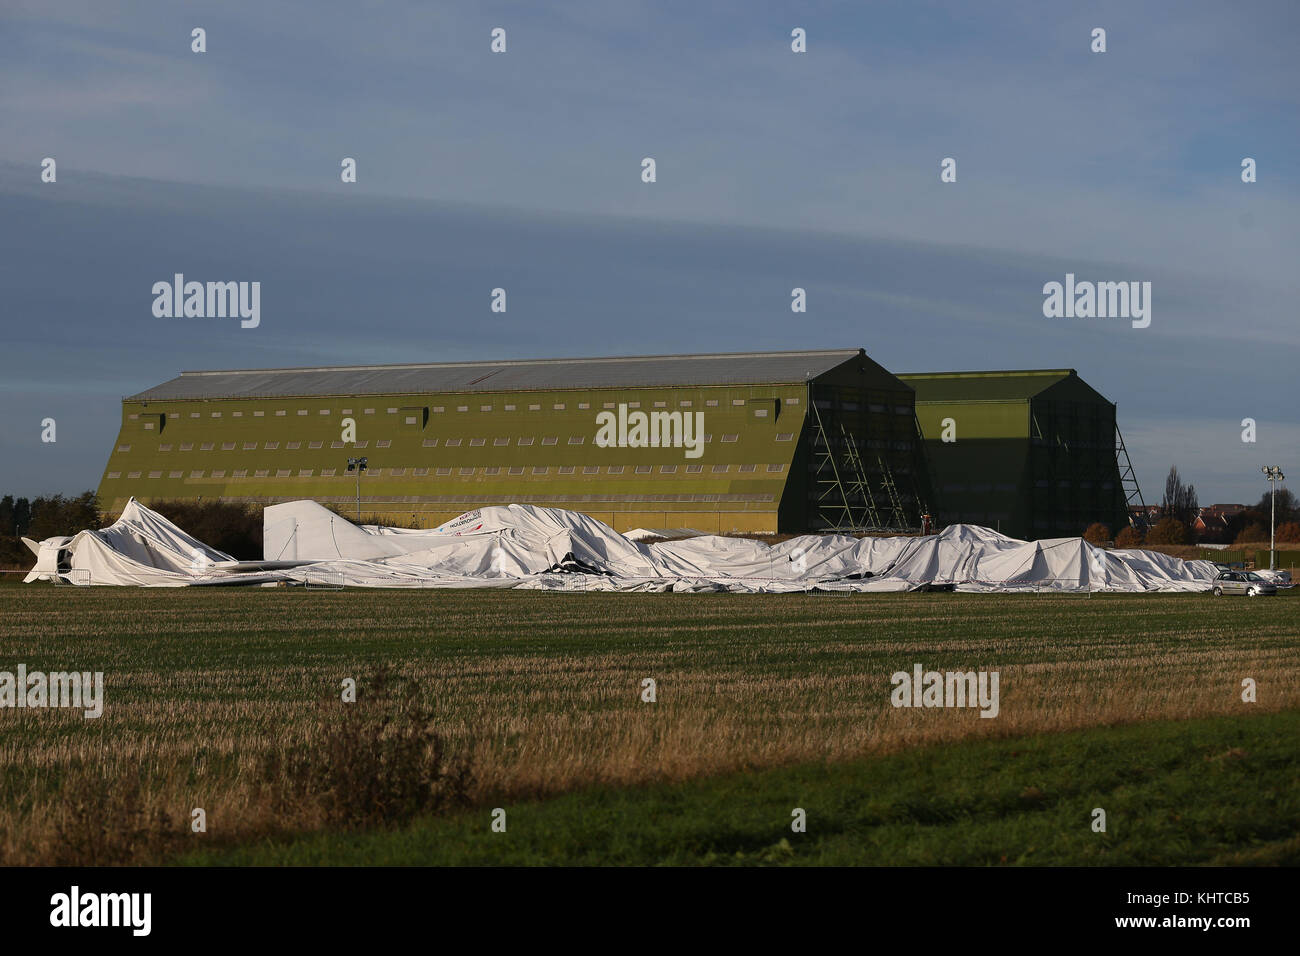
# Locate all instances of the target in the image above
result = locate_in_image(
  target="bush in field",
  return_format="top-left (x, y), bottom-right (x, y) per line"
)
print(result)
top-left (22, 492), bottom-right (100, 540)
top-left (1114, 526), bottom-right (1143, 549)
top-left (1233, 522), bottom-right (1268, 545)
top-left (145, 500), bottom-right (262, 559)
top-left (1083, 523), bottom-right (1111, 545)
top-left (1275, 521), bottom-right (1300, 544)
top-left (1144, 517), bottom-right (1189, 546)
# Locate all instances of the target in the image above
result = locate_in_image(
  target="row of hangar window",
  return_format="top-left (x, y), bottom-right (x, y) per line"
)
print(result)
top-left (116, 433), bottom-right (797, 453)
top-left (107, 464), bottom-right (789, 480)
top-left (128, 396), bottom-right (797, 423)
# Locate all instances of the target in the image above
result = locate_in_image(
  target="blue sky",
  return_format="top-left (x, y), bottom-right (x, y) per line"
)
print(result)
top-left (1, 0), bottom-right (1296, 505)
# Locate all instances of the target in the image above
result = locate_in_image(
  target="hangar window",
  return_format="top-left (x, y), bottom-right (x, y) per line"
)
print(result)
top-left (686, 464), bottom-right (702, 473)
top-left (414, 467), bottom-right (429, 476)
top-left (602, 402), bottom-right (615, 410)
top-left (253, 411), bottom-right (264, 417)
top-left (460, 467), bottom-right (475, 476)
top-left (481, 405), bottom-right (492, 412)
top-left (331, 441), bottom-right (346, 448)
top-left (404, 416), bottom-right (418, 425)
top-left (541, 437), bottom-right (558, 446)
top-left (354, 440), bottom-right (369, 448)
top-left (493, 438), bottom-right (509, 446)
top-left (231, 412), bottom-right (242, 418)
top-left (128, 414), bottom-right (139, 420)
top-left (233, 470), bottom-right (247, 478)
top-left (297, 410), bottom-right (308, 416)
top-left (627, 402), bottom-right (640, 409)
top-left (712, 465), bottom-right (728, 473)
top-left (660, 465), bottom-right (677, 474)
top-left (107, 472), bottom-right (121, 479)
top-left (142, 422), bottom-right (155, 430)
top-left (212, 470), bottom-right (226, 479)
top-left (222, 442), bottom-right (235, 450)
top-left (127, 471), bottom-right (141, 479)
top-left (422, 439), bottom-right (437, 447)
top-left (703, 434), bottom-right (713, 442)
top-left (753, 409), bottom-right (768, 417)
top-left (721, 434), bottom-right (738, 443)
top-left (553, 404), bottom-right (565, 410)
top-left (469, 438), bottom-right (485, 447)
top-left (432, 407), bottom-right (443, 413)
top-left (275, 469), bottom-right (290, 477)
top-left (148, 471), bottom-right (162, 479)
top-left (679, 400), bottom-right (693, 408)
top-left (341, 409), bottom-right (352, 415)
top-left (275, 411), bottom-right (286, 417)
top-left (653, 402), bottom-right (666, 408)
top-left (180, 443), bottom-right (193, 451)
top-left (583, 466), bottom-right (599, 474)
top-left (171, 471), bottom-right (186, 478)
top-left (567, 436), bottom-right (584, 445)
top-left (190, 413), bottom-right (200, 418)
top-left (436, 467), bottom-right (452, 476)
top-left (319, 409), bottom-right (330, 415)
top-left (211, 412), bottom-right (222, 418)
top-left (766, 464), bottom-right (784, 472)
top-left (706, 400), bottom-right (719, 407)
top-left (894, 406), bottom-right (911, 415)
top-left (445, 438), bottom-right (462, 447)
top-left (483, 467), bottom-right (498, 476)
top-left (509, 466), bottom-right (524, 475)
top-left (731, 400), bottom-right (745, 406)
top-left (578, 403), bottom-right (590, 410)
top-left (117, 444), bottom-right (131, 452)
top-left (264, 442), bottom-right (279, 450)
top-left (254, 470), bottom-right (269, 478)
top-left (528, 404), bottom-right (540, 411)
top-left (608, 465), bottom-right (624, 474)
top-left (390, 468), bottom-right (405, 476)
top-left (739, 464), bottom-right (756, 473)
top-left (785, 397), bottom-right (799, 405)
top-left (320, 468), bottom-right (336, 477)
top-left (298, 469), bottom-right (312, 477)
top-left (775, 433), bottom-right (794, 441)
top-left (286, 442), bottom-right (300, 450)
top-left (518, 437), bottom-right (534, 446)
top-left (559, 466), bottom-right (575, 475)
top-left (159, 444), bottom-right (172, 452)
top-left (190, 470), bottom-right (205, 478)
top-left (309, 441), bottom-right (322, 449)
top-left (364, 408), bottom-right (375, 415)
top-left (842, 401), bottom-right (860, 411)
top-left (504, 404), bottom-right (516, 411)
top-left (533, 467), bottom-right (548, 475)
top-left (200, 442), bottom-right (214, 451)
top-left (387, 408), bottom-right (398, 414)
top-left (376, 440), bottom-right (392, 448)
top-left (457, 406), bottom-right (468, 412)
top-left (634, 465), bottom-right (651, 474)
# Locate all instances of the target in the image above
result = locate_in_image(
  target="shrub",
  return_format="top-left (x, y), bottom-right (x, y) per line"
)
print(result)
top-left (1233, 522), bottom-right (1268, 545)
top-left (1083, 523), bottom-right (1111, 545)
top-left (1275, 521), bottom-right (1300, 544)
top-left (1114, 526), bottom-right (1143, 549)
top-left (1145, 517), bottom-right (1189, 546)
top-left (144, 500), bottom-right (262, 559)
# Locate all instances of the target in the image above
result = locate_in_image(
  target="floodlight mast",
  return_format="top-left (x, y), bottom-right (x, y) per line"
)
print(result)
top-left (1262, 465), bottom-right (1285, 571)
top-left (346, 457), bottom-right (368, 522)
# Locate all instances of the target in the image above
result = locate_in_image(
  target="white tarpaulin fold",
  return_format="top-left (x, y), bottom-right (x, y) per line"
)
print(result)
top-left (22, 497), bottom-right (1233, 593)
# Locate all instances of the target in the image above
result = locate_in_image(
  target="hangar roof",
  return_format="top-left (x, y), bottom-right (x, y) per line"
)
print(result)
top-left (128, 349), bottom-right (865, 401)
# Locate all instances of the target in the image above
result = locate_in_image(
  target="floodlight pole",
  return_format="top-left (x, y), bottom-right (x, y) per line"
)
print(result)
top-left (347, 457), bottom-right (368, 522)
top-left (1262, 465), bottom-right (1285, 570)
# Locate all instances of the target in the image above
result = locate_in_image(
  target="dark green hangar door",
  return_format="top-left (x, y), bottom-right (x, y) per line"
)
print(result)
top-left (779, 350), bottom-right (931, 533)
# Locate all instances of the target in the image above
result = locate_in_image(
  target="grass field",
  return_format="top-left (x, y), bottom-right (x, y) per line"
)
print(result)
top-left (0, 582), bottom-right (1296, 865)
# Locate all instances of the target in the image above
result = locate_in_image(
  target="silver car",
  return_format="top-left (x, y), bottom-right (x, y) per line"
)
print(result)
top-left (1211, 571), bottom-right (1277, 597)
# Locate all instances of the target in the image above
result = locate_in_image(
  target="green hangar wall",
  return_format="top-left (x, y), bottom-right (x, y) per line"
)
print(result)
top-left (897, 369), bottom-right (1130, 539)
top-left (97, 349), bottom-right (931, 535)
